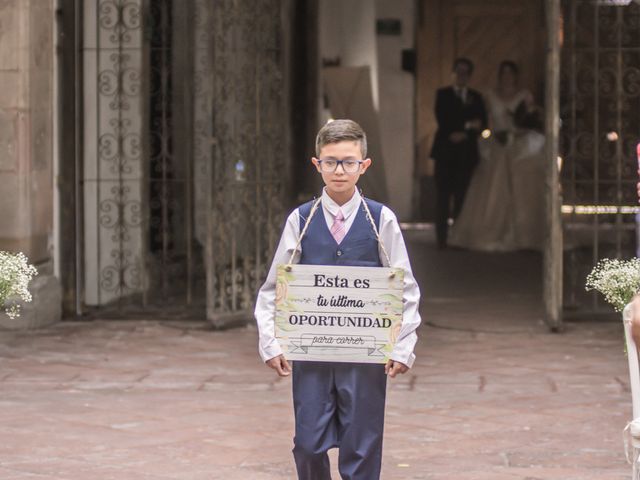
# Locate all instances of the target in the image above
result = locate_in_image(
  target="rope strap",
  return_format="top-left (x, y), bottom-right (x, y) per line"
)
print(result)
top-left (285, 193), bottom-right (393, 276)
top-left (360, 193), bottom-right (392, 268)
top-left (286, 197), bottom-right (322, 268)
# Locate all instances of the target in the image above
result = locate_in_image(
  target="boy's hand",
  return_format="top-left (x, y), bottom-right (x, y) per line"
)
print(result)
top-left (385, 360), bottom-right (409, 378)
top-left (266, 354), bottom-right (292, 377)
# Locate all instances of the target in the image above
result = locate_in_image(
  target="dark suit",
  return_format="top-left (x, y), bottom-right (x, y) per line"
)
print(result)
top-left (431, 86), bottom-right (487, 247)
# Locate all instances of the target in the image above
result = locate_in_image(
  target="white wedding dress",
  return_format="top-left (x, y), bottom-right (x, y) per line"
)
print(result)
top-left (448, 89), bottom-right (546, 251)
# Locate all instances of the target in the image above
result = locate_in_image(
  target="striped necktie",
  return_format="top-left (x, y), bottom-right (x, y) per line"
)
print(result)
top-left (330, 209), bottom-right (346, 244)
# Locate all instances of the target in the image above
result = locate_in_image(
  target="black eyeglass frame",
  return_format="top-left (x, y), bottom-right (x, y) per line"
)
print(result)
top-left (317, 158), bottom-right (364, 173)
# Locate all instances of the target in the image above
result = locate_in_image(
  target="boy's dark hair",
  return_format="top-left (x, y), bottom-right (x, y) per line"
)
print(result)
top-left (315, 119), bottom-right (368, 158)
top-left (452, 57), bottom-right (474, 74)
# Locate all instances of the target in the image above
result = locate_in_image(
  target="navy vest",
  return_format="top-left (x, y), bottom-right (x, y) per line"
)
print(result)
top-left (298, 198), bottom-right (383, 267)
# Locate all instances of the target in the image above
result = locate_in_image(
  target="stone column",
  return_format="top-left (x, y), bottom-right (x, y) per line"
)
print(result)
top-left (0, 0), bottom-right (61, 329)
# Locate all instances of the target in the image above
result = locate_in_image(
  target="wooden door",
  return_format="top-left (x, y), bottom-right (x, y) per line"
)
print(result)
top-left (441, 1), bottom-right (545, 98)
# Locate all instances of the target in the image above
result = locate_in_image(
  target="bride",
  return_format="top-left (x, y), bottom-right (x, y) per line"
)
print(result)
top-left (448, 60), bottom-right (546, 251)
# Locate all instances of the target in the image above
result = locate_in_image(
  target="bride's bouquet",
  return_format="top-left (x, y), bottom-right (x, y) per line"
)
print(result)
top-left (586, 258), bottom-right (640, 312)
top-left (0, 251), bottom-right (37, 319)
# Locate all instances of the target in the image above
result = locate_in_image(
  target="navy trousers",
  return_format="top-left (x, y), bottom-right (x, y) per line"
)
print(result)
top-left (292, 361), bottom-right (387, 480)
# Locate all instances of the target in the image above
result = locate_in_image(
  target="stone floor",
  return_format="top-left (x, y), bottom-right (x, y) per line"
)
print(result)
top-left (0, 230), bottom-right (632, 479)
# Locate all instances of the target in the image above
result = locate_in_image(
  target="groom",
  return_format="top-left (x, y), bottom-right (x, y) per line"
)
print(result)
top-left (431, 58), bottom-right (487, 249)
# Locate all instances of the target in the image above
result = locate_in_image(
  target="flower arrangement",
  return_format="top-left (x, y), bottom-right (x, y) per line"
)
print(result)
top-left (0, 251), bottom-right (37, 319)
top-left (586, 258), bottom-right (640, 312)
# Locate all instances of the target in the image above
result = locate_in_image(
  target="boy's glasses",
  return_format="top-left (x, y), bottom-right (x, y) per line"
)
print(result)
top-left (318, 158), bottom-right (363, 174)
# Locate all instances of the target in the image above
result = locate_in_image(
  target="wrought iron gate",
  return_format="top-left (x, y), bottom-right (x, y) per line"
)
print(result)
top-left (560, 0), bottom-right (640, 313)
top-left (195, 0), bottom-right (286, 325)
top-left (80, 0), bottom-right (286, 322)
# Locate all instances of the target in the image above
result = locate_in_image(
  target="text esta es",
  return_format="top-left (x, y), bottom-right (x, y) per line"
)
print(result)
top-left (313, 274), bottom-right (370, 288)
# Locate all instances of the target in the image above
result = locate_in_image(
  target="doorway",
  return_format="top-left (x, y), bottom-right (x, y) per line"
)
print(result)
top-left (414, 0), bottom-right (552, 329)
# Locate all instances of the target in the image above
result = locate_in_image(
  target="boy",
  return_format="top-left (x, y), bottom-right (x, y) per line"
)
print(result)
top-left (254, 119), bottom-right (421, 479)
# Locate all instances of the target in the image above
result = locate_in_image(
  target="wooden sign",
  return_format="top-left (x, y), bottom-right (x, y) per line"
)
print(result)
top-left (275, 264), bottom-right (404, 364)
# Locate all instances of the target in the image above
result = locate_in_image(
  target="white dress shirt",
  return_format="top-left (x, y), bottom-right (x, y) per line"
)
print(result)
top-left (254, 188), bottom-right (422, 368)
top-left (455, 86), bottom-right (468, 103)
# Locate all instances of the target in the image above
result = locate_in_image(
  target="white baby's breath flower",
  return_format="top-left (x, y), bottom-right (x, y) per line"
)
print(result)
top-left (585, 258), bottom-right (640, 312)
top-left (0, 251), bottom-right (38, 319)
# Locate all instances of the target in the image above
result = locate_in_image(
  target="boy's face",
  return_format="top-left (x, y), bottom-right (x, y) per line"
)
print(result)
top-left (312, 140), bottom-right (371, 201)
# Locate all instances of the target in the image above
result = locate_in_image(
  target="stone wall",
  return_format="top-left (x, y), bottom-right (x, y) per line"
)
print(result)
top-left (0, 0), bottom-right (61, 329)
